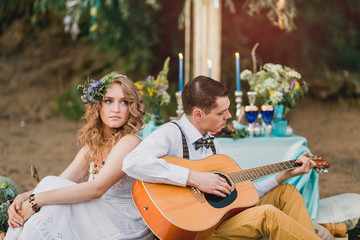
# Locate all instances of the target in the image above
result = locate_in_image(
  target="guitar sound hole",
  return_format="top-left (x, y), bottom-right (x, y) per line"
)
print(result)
top-left (204, 173), bottom-right (237, 208)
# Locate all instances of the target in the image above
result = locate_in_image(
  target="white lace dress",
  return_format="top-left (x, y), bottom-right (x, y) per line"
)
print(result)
top-left (5, 164), bottom-right (153, 240)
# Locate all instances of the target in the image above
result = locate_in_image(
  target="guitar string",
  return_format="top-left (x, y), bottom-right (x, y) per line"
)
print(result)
top-left (228, 160), bottom-right (300, 184)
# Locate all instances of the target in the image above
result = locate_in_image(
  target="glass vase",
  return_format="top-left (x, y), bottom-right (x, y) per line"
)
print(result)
top-left (152, 106), bottom-right (164, 126)
top-left (272, 105), bottom-right (288, 137)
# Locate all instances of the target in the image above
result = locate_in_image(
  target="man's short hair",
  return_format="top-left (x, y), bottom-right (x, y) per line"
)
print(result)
top-left (182, 75), bottom-right (230, 115)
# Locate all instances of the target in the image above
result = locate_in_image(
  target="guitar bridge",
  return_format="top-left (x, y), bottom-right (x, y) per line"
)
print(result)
top-left (190, 186), bottom-right (205, 203)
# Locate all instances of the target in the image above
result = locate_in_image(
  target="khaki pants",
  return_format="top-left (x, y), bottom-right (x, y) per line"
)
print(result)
top-left (209, 184), bottom-right (320, 240)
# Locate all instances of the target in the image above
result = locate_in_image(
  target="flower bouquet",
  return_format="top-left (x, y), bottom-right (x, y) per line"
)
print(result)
top-left (240, 63), bottom-right (308, 114)
top-left (135, 57), bottom-right (171, 125)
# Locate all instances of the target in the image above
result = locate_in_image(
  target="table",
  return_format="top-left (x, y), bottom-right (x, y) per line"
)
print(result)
top-left (217, 135), bottom-right (319, 220)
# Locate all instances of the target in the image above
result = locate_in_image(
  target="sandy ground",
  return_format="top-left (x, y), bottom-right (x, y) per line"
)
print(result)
top-left (1, 97), bottom-right (360, 199)
top-left (289, 98), bottom-right (360, 198)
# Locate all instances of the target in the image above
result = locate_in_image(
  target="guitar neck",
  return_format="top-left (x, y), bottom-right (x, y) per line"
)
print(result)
top-left (228, 160), bottom-right (300, 183)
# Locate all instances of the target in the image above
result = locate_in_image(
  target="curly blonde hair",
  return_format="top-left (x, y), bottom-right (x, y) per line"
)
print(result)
top-left (78, 72), bottom-right (145, 166)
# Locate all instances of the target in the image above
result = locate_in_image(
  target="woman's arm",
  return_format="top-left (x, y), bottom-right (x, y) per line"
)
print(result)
top-left (59, 145), bottom-right (90, 182)
top-left (19, 134), bottom-right (141, 222)
top-left (7, 145), bottom-right (90, 228)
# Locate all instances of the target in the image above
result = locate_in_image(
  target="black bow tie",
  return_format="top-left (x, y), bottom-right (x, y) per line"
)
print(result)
top-left (194, 137), bottom-right (215, 150)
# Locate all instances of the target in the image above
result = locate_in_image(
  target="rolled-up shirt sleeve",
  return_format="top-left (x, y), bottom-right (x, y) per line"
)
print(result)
top-left (123, 124), bottom-right (189, 186)
top-left (253, 176), bottom-right (279, 198)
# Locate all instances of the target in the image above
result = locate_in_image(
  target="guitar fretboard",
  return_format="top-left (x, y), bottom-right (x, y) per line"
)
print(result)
top-left (228, 160), bottom-right (300, 183)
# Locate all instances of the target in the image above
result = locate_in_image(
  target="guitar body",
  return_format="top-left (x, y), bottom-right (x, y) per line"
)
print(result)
top-left (132, 154), bottom-right (259, 240)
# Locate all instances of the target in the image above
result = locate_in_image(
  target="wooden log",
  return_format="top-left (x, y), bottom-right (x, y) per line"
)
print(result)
top-left (320, 222), bottom-right (347, 238)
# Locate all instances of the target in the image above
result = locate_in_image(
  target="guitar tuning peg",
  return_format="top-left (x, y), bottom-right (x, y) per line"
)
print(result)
top-left (323, 169), bottom-right (328, 173)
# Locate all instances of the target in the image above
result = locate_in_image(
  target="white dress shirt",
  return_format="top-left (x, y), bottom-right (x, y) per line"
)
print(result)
top-left (123, 114), bottom-right (279, 197)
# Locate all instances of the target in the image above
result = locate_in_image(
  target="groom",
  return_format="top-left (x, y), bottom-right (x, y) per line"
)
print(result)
top-left (123, 75), bottom-right (319, 239)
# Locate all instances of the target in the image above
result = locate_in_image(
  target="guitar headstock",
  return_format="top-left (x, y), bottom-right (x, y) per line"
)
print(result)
top-left (310, 155), bottom-right (330, 173)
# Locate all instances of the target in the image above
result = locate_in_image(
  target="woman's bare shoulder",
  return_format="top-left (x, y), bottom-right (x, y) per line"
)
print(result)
top-left (77, 144), bottom-right (90, 156)
top-left (121, 134), bottom-right (141, 141)
top-left (114, 134), bottom-right (141, 147)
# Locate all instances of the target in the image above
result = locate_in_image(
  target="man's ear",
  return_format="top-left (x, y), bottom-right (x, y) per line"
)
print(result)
top-left (193, 108), bottom-right (203, 122)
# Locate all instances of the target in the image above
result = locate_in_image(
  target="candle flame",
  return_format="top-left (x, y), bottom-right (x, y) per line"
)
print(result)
top-left (179, 53), bottom-right (183, 59)
top-left (207, 59), bottom-right (212, 68)
top-left (235, 52), bottom-right (239, 58)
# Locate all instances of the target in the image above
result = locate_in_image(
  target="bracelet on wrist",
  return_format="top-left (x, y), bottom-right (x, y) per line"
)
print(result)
top-left (28, 194), bottom-right (41, 212)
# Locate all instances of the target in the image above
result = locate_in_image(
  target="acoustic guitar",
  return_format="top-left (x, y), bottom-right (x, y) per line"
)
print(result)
top-left (132, 154), bottom-right (329, 240)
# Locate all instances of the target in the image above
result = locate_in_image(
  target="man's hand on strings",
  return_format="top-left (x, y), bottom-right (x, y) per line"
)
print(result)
top-left (276, 152), bottom-right (316, 184)
top-left (187, 170), bottom-right (231, 197)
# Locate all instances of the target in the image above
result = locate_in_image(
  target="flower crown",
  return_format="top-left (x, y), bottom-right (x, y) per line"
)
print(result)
top-left (78, 72), bottom-right (117, 103)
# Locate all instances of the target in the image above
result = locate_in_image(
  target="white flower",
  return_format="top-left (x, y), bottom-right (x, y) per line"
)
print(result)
top-left (254, 85), bottom-right (266, 94)
top-left (264, 78), bottom-right (278, 89)
top-left (286, 70), bottom-right (301, 79)
top-left (263, 63), bottom-right (283, 79)
top-left (160, 91), bottom-right (170, 106)
top-left (270, 91), bottom-right (283, 105)
top-left (240, 69), bottom-right (253, 80)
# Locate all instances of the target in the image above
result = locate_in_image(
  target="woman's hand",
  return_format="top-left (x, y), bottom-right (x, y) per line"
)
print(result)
top-left (18, 199), bottom-right (35, 223)
top-left (7, 193), bottom-right (29, 228)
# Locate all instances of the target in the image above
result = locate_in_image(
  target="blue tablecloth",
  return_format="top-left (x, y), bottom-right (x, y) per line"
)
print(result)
top-left (217, 135), bottom-right (319, 220)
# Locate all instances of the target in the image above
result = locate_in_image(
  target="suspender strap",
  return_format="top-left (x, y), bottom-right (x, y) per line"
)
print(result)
top-left (171, 121), bottom-right (190, 159)
top-left (171, 121), bottom-right (217, 158)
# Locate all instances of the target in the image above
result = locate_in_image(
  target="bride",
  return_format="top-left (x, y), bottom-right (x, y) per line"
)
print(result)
top-left (6, 72), bottom-right (153, 240)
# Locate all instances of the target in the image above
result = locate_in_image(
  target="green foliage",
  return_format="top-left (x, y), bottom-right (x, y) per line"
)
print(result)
top-left (3, 0), bottom-right (161, 78)
top-left (94, 0), bottom-right (160, 78)
top-left (294, 0), bottom-right (360, 73)
top-left (0, 0), bottom-right (33, 35)
top-left (55, 84), bottom-right (85, 120)
top-left (211, 123), bottom-right (248, 139)
top-left (231, 128), bottom-right (248, 139)
top-left (244, 0), bottom-right (297, 32)
top-left (0, 177), bottom-right (20, 232)
top-left (32, 0), bottom-right (67, 21)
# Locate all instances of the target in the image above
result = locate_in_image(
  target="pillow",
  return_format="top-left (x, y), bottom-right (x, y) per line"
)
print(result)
top-left (316, 193), bottom-right (360, 224)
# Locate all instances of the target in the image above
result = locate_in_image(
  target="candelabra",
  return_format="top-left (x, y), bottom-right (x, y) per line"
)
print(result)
top-left (175, 91), bottom-right (184, 118)
top-left (234, 91), bottom-right (243, 122)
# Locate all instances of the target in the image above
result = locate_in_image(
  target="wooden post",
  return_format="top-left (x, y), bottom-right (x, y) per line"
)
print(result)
top-left (191, 0), bottom-right (222, 81)
top-left (184, 0), bottom-right (191, 85)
